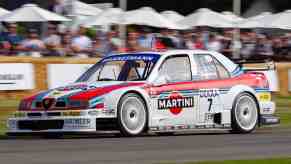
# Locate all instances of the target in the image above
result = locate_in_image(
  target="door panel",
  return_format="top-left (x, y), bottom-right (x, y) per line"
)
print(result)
top-left (150, 82), bottom-right (199, 127)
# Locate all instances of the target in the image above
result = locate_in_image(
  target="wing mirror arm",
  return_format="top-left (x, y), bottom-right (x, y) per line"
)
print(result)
top-left (152, 74), bottom-right (168, 87)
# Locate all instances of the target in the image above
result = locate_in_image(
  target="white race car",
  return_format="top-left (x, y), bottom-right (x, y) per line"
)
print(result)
top-left (7, 50), bottom-right (279, 136)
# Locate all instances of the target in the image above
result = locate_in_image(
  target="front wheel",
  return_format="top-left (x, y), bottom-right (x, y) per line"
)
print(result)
top-left (117, 93), bottom-right (148, 137)
top-left (231, 93), bottom-right (259, 134)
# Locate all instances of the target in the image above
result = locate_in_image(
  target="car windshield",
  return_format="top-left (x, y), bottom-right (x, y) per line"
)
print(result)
top-left (76, 54), bottom-right (160, 82)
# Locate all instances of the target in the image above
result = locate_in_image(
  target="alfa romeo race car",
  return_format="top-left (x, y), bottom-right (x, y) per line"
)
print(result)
top-left (7, 50), bottom-right (280, 136)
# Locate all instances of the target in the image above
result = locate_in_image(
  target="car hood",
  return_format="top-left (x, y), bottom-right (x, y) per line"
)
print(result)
top-left (29, 81), bottom-right (146, 102)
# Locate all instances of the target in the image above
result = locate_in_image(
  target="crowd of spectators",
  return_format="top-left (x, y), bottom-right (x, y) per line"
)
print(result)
top-left (0, 22), bottom-right (290, 60)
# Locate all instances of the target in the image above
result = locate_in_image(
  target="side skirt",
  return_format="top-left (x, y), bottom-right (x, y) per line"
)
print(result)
top-left (149, 124), bottom-right (231, 133)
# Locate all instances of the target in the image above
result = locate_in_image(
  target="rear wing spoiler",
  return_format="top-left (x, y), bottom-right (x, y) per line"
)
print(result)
top-left (233, 59), bottom-right (276, 71)
top-left (233, 59), bottom-right (278, 92)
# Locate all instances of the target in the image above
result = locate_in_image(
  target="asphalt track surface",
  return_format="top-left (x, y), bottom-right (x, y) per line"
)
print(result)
top-left (0, 129), bottom-right (291, 164)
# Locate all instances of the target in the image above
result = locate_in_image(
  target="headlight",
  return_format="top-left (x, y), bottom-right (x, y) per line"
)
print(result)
top-left (62, 110), bottom-right (87, 116)
top-left (13, 112), bottom-right (26, 118)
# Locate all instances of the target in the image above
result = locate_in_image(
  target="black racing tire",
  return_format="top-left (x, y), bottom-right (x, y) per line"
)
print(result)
top-left (231, 92), bottom-right (259, 134)
top-left (117, 93), bottom-right (148, 137)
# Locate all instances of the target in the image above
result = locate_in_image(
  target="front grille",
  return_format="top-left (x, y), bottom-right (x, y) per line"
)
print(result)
top-left (27, 113), bottom-right (42, 117)
top-left (55, 101), bottom-right (66, 108)
top-left (47, 112), bottom-right (61, 117)
top-left (18, 120), bottom-right (64, 130)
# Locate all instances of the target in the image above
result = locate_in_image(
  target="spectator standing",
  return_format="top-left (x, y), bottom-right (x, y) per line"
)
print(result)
top-left (254, 34), bottom-right (273, 56)
top-left (240, 33), bottom-right (256, 59)
top-left (181, 31), bottom-right (195, 49)
top-left (158, 29), bottom-right (176, 49)
top-left (194, 34), bottom-right (205, 50)
top-left (138, 27), bottom-right (156, 50)
top-left (221, 30), bottom-right (233, 57)
top-left (20, 29), bottom-right (45, 57)
top-left (3, 23), bottom-right (24, 54)
top-left (58, 32), bottom-right (74, 56)
top-left (91, 33), bottom-right (115, 57)
top-left (43, 24), bottom-right (61, 56)
top-left (71, 25), bottom-right (92, 58)
top-left (207, 34), bottom-right (222, 52)
top-left (279, 34), bottom-right (291, 56)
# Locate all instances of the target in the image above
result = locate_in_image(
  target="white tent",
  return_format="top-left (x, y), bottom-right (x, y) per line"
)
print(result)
top-left (238, 12), bottom-right (272, 28)
top-left (0, 8), bottom-right (10, 17)
top-left (250, 10), bottom-right (291, 30)
top-left (161, 10), bottom-right (185, 23)
top-left (122, 7), bottom-right (188, 29)
top-left (66, 0), bottom-right (103, 16)
top-left (83, 8), bottom-right (123, 27)
top-left (178, 8), bottom-right (236, 28)
top-left (0, 4), bottom-right (70, 22)
top-left (221, 11), bottom-right (244, 22)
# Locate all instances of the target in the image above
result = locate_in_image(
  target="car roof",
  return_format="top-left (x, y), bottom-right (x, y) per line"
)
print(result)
top-left (114, 49), bottom-right (239, 75)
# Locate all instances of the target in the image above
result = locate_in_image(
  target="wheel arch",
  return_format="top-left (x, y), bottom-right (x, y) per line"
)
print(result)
top-left (118, 89), bottom-right (150, 127)
top-left (224, 85), bottom-right (258, 110)
top-left (228, 85), bottom-right (261, 129)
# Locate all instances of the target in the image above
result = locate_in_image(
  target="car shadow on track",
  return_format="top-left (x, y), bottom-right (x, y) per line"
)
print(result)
top-left (2, 130), bottom-right (247, 140)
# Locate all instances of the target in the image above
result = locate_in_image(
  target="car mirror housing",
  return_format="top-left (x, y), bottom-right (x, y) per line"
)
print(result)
top-left (152, 74), bottom-right (168, 86)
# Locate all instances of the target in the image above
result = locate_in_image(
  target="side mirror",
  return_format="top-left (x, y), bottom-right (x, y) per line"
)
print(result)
top-left (152, 74), bottom-right (168, 86)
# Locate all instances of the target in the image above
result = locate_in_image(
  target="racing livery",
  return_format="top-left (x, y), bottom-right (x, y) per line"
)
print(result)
top-left (7, 50), bottom-right (280, 136)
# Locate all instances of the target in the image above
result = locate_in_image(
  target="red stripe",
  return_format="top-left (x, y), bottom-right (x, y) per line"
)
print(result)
top-left (70, 83), bottom-right (145, 100)
top-left (146, 73), bottom-right (267, 95)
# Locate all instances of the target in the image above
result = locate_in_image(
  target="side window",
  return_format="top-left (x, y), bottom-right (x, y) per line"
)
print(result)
top-left (195, 55), bottom-right (219, 80)
top-left (213, 59), bottom-right (230, 79)
top-left (160, 55), bottom-right (191, 82)
top-left (194, 54), bottom-right (230, 80)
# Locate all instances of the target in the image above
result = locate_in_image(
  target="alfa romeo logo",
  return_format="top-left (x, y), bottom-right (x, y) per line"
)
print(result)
top-left (42, 98), bottom-right (55, 110)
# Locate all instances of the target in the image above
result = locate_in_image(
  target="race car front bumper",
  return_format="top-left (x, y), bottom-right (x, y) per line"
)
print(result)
top-left (7, 109), bottom-right (117, 134)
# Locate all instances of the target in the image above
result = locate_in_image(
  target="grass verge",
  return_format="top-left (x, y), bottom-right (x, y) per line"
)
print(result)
top-left (161, 157), bottom-right (291, 164)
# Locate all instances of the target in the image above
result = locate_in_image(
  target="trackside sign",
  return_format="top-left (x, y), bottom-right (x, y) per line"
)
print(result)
top-left (0, 63), bottom-right (35, 90)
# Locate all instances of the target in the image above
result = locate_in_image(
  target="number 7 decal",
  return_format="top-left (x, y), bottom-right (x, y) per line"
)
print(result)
top-left (207, 98), bottom-right (213, 112)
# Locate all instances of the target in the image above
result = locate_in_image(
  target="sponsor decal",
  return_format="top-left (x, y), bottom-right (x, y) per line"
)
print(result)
top-left (205, 113), bottom-right (214, 122)
top-left (158, 92), bottom-right (194, 115)
top-left (199, 89), bottom-right (220, 98)
top-left (64, 118), bottom-right (91, 128)
top-left (56, 84), bottom-right (97, 92)
top-left (102, 54), bottom-right (158, 63)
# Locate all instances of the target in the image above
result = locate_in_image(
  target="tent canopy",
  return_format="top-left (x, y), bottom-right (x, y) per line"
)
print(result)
top-left (83, 8), bottom-right (123, 27)
top-left (255, 10), bottom-right (291, 30)
top-left (0, 4), bottom-right (70, 22)
top-left (238, 12), bottom-right (272, 28)
top-left (66, 0), bottom-right (103, 16)
top-left (0, 8), bottom-right (10, 17)
top-left (161, 10), bottom-right (185, 23)
top-left (178, 8), bottom-right (236, 28)
top-left (221, 11), bottom-right (244, 22)
top-left (122, 7), bottom-right (188, 29)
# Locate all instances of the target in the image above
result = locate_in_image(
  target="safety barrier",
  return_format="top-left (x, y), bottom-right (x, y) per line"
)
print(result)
top-left (0, 57), bottom-right (100, 99)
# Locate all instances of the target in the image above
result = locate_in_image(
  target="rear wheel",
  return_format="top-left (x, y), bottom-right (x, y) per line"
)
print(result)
top-left (117, 93), bottom-right (148, 137)
top-left (231, 93), bottom-right (258, 134)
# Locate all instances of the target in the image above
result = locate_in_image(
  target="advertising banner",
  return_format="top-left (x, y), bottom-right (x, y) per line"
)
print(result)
top-left (0, 63), bottom-right (35, 90)
top-left (47, 64), bottom-right (93, 89)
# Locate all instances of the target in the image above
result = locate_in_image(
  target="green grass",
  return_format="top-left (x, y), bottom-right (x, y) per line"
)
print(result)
top-left (161, 157), bottom-right (291, 164)
top-left (0, 99), bottom-right (19, 136)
